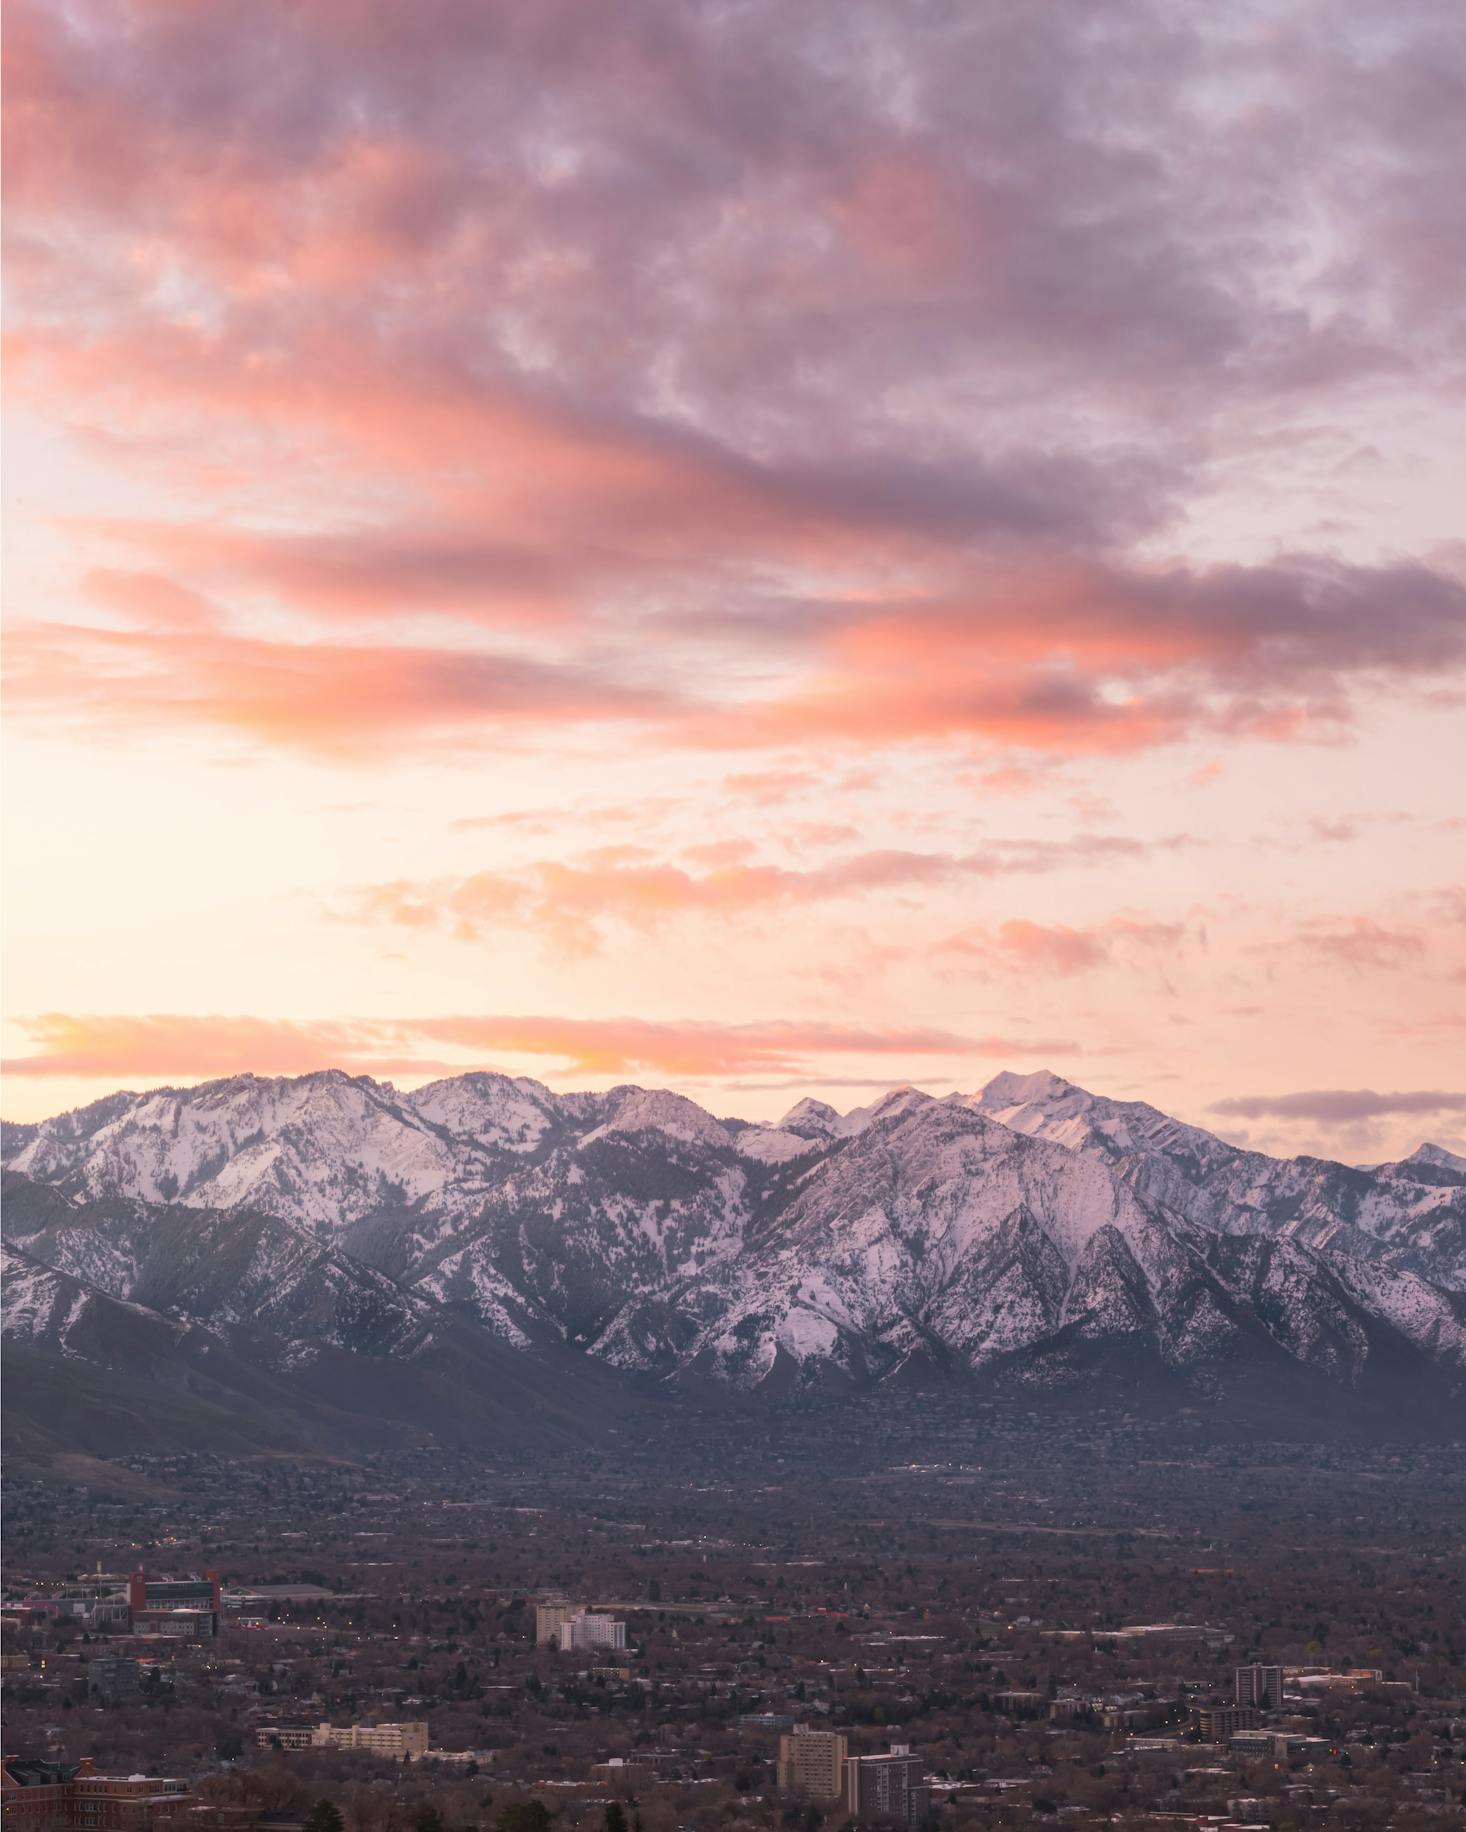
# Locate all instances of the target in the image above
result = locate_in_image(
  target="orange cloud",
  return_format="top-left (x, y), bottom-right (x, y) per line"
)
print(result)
top-left (3, 1011), bottom-right (1075, 1084)
top-left (0, 1014), bottom-right (450, 1081)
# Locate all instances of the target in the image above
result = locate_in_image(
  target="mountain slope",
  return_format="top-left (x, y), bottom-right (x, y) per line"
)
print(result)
top-left (0, 1183), bottom-right (638, 1461)
top-left (972, 1070), bottom-right (1466, 1285)
top-left (5, 1068), bottom-right (1466, 1442)
top-left (598, 1098), bottom-right (1466, 1404)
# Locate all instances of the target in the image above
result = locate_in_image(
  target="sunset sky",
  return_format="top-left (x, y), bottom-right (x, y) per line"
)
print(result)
top-left (3, 0), bottom-right (1464, 1161)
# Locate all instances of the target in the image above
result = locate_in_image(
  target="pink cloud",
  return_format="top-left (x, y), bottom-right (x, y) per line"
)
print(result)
top-left (1296, 918), bottom-right (1426, 972)
top-left (10, 0), bottom-right (1466, 774)
top-left (345, 838), bottom-right (1196, 953)
top-left (939, 915), bottom-right (1191, 978)
top-left (3, 607), bottom-right (678, 758)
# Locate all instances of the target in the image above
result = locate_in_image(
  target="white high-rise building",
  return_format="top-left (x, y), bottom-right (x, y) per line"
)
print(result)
top-left (557, 1612), bottom-right (627, 1651)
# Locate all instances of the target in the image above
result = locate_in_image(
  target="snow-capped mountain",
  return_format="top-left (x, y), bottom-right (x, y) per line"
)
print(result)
top-left (0, 1178), bottom-right (631, 1462)
top-left (971, 1069), bottom-right (1466, 1285)
top-left (4, 1068), bottom-right (1466, 1450)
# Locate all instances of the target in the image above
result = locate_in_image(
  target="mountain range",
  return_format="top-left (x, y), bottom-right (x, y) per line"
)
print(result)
top-left (4, 1067), bottom-right (1465, 1460)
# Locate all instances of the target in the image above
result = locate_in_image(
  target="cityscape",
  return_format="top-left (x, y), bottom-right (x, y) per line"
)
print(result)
top-left (5, 1423), bottom-right (1466, 1828)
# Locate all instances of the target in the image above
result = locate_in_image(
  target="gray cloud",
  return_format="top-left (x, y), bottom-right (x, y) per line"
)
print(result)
top-left (1209, 1089), bottom-right (1466, 1124)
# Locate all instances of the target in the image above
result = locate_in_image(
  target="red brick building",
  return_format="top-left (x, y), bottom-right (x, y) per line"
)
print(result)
top-left (2, 1760), bottom-right (192, 1832)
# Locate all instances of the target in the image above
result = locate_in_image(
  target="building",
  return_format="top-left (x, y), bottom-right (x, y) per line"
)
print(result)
top-left (589, 1759), bottom-right (651, 1788)
top-left (86, 1660), bottom-right (142, 1703)
top-left (128, 1572), bottom-right (221, 1638)
top-left (777, 1728), bottom-right (848, 1800)
top-left (56, 1579), bottom-right (131, 1632)
top-left (2, 1759), bottom-right (191, 1831)
top-left (1195, 1704), bottom-right (1260, 1742)
top-left (558, 1614), bottom-right (626, 1652)
top-left (251, 1722), bottom-right (428, 1759)
top-left (66, 1775), bottom-right (191, 1832)
top-left (313, 1723), bottom-right (429, 1760)
top-left (534, 1601), bottom-right (582, 1647)
top-left (1288, 1667), bottom-right (1382, 1691)
top-left (1230, 1730), bottom-right (1328, 1760)
top-left (252, 1726), bottom-right (317, 1752)
top-left (1234, 1664), bottom-right (1284, 1711)
top-left (843, 1746), bottom-right (928, 1824)
top-left (130, 1612), bottom-right (215, 1641)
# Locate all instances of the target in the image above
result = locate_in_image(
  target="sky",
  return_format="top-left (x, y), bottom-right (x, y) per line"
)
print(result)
top-left (3, 0), bottom-right (1464, 1163)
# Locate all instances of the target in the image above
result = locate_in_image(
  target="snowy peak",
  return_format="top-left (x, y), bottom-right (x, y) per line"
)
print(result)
top-left (970, 1068), bottom-right (1236, 1176)
top-left (777, 1097), bottom-right (845, 1138)
top-left (846, 1086), bottom-right (938, 1130)
top-left (773, 1088), bottom-right (936, 1141)
top-left (975, 1068), bottom-right (1079, 1109)
top-left (4, 1070), bottom-right (463, 1233)
top-left (1404, 1143), bottom-right (1466, 1176)
top-left (407, 1071), bottom-right (559, 1152)
top-left (575, 1085), bottom-right (734, 1153)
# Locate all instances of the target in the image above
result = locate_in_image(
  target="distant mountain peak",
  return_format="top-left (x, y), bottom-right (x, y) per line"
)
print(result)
top-left (976, 1067), bottom-right (1078, 1107)
top-left (1407, 1142), bottom-right (1466, 1174)
top-left (778, 1096), bottom-right (843, 1133)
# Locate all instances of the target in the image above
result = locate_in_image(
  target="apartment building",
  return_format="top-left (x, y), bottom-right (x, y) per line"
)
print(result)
top-left (1235, 1664), bottom-right (1285, 1710)
top-left (1195, 1703), bottom-right (1261, 1741)
top-left (843, 1746), bottom-right (928, 1824)
top-left (777, 1728), bottom-right (848, 1800)
top-left (558, 1614), bottom-right (626, 1652)
top-left (534, 1601), bottom-right (582, 1647)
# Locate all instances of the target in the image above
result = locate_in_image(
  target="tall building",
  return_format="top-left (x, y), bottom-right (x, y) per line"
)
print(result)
top-left (843, 1746), bottom-right (928, 1824)
top-left (777, 1727), bottom-right (848, 1800)
top-left (1235, 1664), bottom-right (1285, 1711)
top-left (558, 1613), bottom-right (626, 1651)
top-left (534, 1601), bottom-right (582, 1647)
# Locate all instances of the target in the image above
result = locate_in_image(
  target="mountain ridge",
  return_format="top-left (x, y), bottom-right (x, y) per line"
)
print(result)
top-left (5, 1067), bottom-right (1465, 1455)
